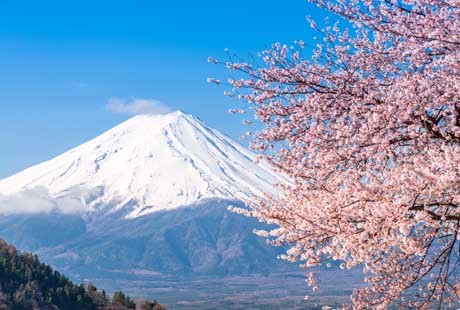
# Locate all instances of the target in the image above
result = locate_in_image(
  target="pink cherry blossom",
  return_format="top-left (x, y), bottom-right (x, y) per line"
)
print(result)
top-left (212, 0), bottom-right (460, 308)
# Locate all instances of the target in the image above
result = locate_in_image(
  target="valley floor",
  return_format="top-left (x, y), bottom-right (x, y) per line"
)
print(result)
top-left (84, 271), bottom-right (363, 309)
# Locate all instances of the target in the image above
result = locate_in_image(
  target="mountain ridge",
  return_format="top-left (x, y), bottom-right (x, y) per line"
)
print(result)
top-left (0, 238), bottom-right (165, 309)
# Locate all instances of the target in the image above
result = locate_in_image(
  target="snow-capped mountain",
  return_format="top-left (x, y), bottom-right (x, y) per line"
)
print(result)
top-left (0, 111), bottom-right (282, 218)
top-left (0, 111), bottom-right (303, 307)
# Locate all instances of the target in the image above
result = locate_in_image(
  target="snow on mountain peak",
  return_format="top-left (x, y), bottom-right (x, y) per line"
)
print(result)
top-left (0, 111), bottom-right (284, 218)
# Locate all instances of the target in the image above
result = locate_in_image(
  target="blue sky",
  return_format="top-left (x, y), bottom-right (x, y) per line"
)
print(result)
top-left (0, 0), bottom-right (325, 178)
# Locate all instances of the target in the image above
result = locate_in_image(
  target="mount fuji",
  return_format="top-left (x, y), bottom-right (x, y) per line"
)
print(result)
top-left (0, 112), bottom-right (312, 307)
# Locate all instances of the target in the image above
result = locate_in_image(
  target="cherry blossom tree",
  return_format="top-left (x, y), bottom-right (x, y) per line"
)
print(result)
top-left (210, 0), bottom-right (460, 308)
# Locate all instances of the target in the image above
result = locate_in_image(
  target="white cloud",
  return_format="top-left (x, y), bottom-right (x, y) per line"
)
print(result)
top-left (105, 97), bottom-right (172, 115)
top-left (0, 187), bottom-right (83, 215)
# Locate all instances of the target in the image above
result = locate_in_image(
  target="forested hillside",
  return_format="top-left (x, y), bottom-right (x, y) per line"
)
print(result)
top-left (0, 239), bottom-right (164, 309)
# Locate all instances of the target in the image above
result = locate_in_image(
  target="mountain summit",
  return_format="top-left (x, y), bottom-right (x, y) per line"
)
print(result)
top-left (0, 111), bottom-right (282, 218)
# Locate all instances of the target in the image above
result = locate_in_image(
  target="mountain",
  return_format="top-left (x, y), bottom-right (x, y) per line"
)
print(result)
top-left (0, 112), bottom-right (304, 308)
top-left (0, 111), bottom-right (282, 219)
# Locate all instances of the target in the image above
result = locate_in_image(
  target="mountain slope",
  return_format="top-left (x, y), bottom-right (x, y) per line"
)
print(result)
top-left (0, 200), bottom-right (292, 277)
top-left (0, 111), bottom-right (283, 218)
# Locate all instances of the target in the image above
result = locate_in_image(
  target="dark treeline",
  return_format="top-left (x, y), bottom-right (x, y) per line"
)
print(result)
top-left (0, 239), bottom-right (165, 309)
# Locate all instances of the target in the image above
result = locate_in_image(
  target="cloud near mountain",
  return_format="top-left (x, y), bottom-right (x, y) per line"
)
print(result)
top-left (105, 97), bottom-right (172, 115)
top-left (0, 187), bottom-right (83, 215)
